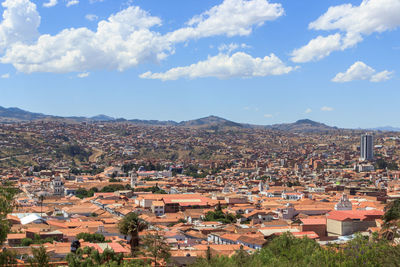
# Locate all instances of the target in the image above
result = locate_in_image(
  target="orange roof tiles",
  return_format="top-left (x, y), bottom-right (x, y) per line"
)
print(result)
top-left (327, 210), bottom-right (384, 222)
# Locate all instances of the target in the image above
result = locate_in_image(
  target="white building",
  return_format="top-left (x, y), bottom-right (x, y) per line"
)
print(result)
top-left (334, 194), bottom-right (352, 211)
top-left (52, 176), bottom-right (64, 196)
top-left (130, 170), bottom-right (138, 189)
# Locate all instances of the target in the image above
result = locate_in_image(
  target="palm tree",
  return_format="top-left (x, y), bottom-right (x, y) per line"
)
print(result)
top-left (118, 212), bottom-right (148, 255)
top-left (381, 199), bottom-right (400, 241)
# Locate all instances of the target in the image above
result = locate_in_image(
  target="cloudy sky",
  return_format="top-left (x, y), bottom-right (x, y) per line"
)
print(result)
top-left (0, 0), bottom-right (399, 128)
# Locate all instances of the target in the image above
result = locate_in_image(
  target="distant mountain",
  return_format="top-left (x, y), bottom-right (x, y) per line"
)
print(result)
top-left (1, 105), bottom-right (397, 133)
top-left (90, 114), bottom-right (115, 121)
top-left (179, 115), bottom-right (243, 128)
top-left (266, 119), bottom-right (338, 133)
top-left (127, 119), bottom-right (177, 126)
top-left (369, 126), bottom-right (400, 132)
top-left (0, 106), bottom-right (50, 121)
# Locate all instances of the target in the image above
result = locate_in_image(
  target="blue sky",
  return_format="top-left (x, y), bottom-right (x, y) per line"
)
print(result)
top-left (0, 0), bottom-right (399, 128)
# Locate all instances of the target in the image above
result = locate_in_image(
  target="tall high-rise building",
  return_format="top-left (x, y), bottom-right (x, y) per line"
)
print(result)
top-left (360, 134), bottom-right (373, 161)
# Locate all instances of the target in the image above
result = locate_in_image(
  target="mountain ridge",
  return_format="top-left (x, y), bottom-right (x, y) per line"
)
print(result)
top-left (265, 119), bottom-right (338, 133)
top-left (0, 105), bottom-right (396, 132)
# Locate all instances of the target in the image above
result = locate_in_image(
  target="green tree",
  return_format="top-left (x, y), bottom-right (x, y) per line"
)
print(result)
top-left (339, 234), bottom-right (400, 266)
top-left (206, 246), bottom-right (212, 263)
top-left (76, 232), bottom-right (106, 243)
top-left (21, 237), bottom-right (34, 246)
top-left (0, 249), bottom-right (17, 266)
top-left (0, 183), bottom-right (18, 264)
top-left (101, 184), bottom-right (126, 193)
top-left (216, 202), bottom-right (222, 212)
top-left (118, 212), bottom-right (148, 256)
top-left (66, 247), bottom-right (124, 267)
top-left (382, 199), bottom-right (400, 240)
top-left (203, 210), bottom-right (236, 224)
top-left (231, 245), bottom-right (250, 266)
top-left (28, 246), bottom-right (50, 267)
top-left (142, 232), bottom-right (171, 267)
top-left (190, 232), bottom-right (400, 267)
top-left (0, 182), bottom-right (17, 245)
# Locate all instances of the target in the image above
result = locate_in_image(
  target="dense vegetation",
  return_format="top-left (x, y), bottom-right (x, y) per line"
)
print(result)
top-left (76, 233), bottom-right (107, 243)
top-left (76, 187), bottom-right (98, 199)
top-left (139, 186), bottom-right (167, 194)
top-left (203, 210), bottom-right (237, 224)
top-left (203, 203), bottom-right (237, 224)
top-left (76, 184), bottom-right (131, 199)
top-left (375, 158), bottom-right (399, 170)
top-left (62, 144), bottom-right (92, 162)
top-left (191, 232), bottom-right (400, 267)
top-left (0, 182), bottom-right (19, 265)
top-left (67, 246), bottom-right (126, 267)
top-left (21, 234), bottom-right (56, 246)
top-left (62, 232), bottom-right (400, 267)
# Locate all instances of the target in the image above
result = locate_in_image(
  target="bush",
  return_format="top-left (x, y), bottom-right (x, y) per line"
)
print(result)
top-left (203, 210), bottom-right (236, 224)
top-left (76, 233), bottom-right (106, 243)
top-left (190, 232), bottom-right (400, 267)
top-left (21, 238), bottom-right (33, 246)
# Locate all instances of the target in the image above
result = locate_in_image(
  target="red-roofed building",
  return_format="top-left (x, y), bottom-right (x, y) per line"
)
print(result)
top-left (162, 195), bottom-right (211, 213)
top-left (327, 210), bottom-right (384, 236)
top-left (300, 218), bottom-right (327, 237)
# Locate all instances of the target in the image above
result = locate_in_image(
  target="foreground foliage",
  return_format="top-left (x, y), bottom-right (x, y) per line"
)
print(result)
top-left (142, 233), bottom-right (171, 266)
top-left (0, 182), bottom-right (18, 245)
top-left (28, 246), bottom-right (50, 267)
top-left (66, 247), bottom-right (150, 267)
top-left (191, 232), bottom-right (400, 267)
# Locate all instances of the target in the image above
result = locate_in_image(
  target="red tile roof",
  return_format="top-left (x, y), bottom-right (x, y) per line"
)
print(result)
top-left (327, 210), bottom-right (384, 222)
top-left (300, 218), bottom-right (326, 225)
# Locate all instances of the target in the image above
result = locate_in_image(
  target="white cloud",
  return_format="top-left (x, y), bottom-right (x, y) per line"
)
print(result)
top-left (140, 52), bottom-right (295, 81)
top-left (264, 114), bottom-right (273, 118)
top-left (66, 0), bottom-right (78, 7)
top-left (89, 0), bottom-right (104, 3)
top-left (291, 34), bottom-right (341, 63)
top-left (77, 72), bottom-right (89, 78)
top-left (332, 61), bottom-right (393, 82)
top-left (0, 0), bottom-right (286, 74)
top-left (0, 0), bottom-right (41, 52)
top-left (85, 14), bottom-right (98, 21)
top-left (43, 0), bottom-right (57, 8)
top-left (305, 108), bottom-right (312, 114)
top-left (321, 106), bottom-right (333, 112)
top-left (1, 5), bottom-right (170, 73)
top-left (218, 43), bottom-right (250, 53)
top-left (370, 70), bottom-right (393, 82)
top-left (291, 0), bottom-right (400, 62)
top-left (1, 73), bottom-right (10, 78)
top-left (166, 0), bottom-right (284, 43)
top-left (219, 43), bottom-right (239, 53)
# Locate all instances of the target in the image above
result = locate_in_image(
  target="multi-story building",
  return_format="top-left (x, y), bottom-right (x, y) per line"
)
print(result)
top-left (360, 134), bottom-right (373, 161)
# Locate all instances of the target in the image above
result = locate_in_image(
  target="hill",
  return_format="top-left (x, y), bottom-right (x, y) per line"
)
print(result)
top-left (266, 119), bottom-right (338, 133)
top-left (0, 106), bottom-right (50, 121)
top-left (369, 126), bottom-right (400, 132)
top-left (179, 115), bottom-right (243, 128)
top-left (0, 105), bottom-right (373, 133)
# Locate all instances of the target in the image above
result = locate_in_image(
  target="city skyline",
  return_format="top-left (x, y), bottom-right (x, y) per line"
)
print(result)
top-left (0, 0), bottom-right (399, 128)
